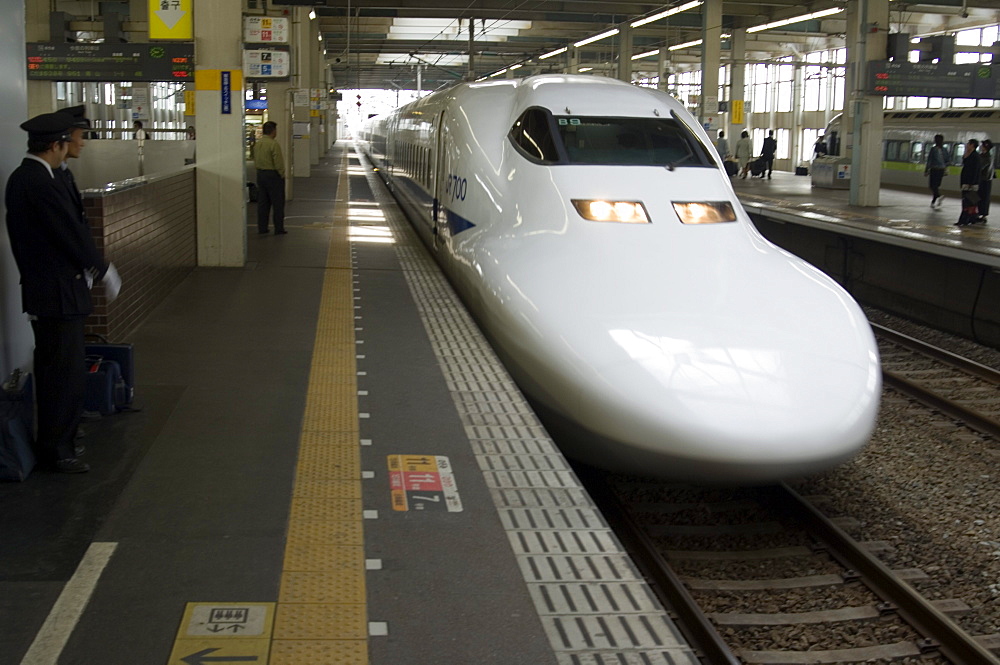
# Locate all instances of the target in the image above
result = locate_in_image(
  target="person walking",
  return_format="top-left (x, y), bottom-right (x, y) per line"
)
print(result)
top-left (254, 121), bottom-right (286, 235)
top-left (761, 129), bottom-right (777, 179)
top-left (956, 138), bottom-right (981, 227)
top-left (735, 130), bottom-right (753, 179)
top-left (4, 112), bottom-right (120, 473)
top-left (716, 130), bottom-right (729, 161)
top-left (977, 139), bottom-right (994, 224)
top-left (925, 133), bottom-right (948, 209)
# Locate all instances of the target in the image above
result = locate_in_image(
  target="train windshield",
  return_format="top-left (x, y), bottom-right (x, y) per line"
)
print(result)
top-left (553, 114), bottom-right (715, 168)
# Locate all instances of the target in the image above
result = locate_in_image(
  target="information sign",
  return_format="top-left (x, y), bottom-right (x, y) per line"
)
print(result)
top-left (868, 60), bottom-right (1000, 99)
top-left (388, 455), bottom-right (462, 512)
top-left (244, 49), bottom-right (290, 78)
top-left (244, 16), bottom-right (290, 44)
top-left (149, 0), bottom-right (193, 40)
top-left (26, 42), bottom-right (194, 82)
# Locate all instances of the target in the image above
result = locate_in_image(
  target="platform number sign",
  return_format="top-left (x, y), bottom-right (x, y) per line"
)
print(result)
top-left (388, 455), bottom-right (462, 512)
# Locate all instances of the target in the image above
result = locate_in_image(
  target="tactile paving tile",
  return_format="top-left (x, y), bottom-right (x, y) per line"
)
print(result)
top-left (279, 568), bottom-right (366, 604)
top-left (489, 487), bottom-right (594, 509)
top-left (528, 582), bottom-right (661, 615)
top-left (540, 613), bottom-right (689, 650)
top-left (554, 652), bottom-right (701, 665)
top-left (517, 554), bottom-right (640, 583)
top-left (272, 603), bottom-right (367, 640)
top-left (294, 445), bottom-right (360, 479)
top-left (289, 497), bottom-right (361, 522)
top-left (285, 519), bottom-right (363, 546)
top-left (291, 479), bottom-right (362, 499)
top-left (269, 639), bottom-right (369, 665)
top-left (283, 543), bottom-right (364, 572)
top-left (508, 529), bottom-right (622, 556)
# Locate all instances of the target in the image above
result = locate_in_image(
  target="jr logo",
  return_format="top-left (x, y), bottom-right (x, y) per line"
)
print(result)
top-left (445, 173), bottom-right (467, 202)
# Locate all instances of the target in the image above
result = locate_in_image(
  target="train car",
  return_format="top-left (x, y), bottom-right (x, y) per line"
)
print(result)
top-left (821, 109), bottom-right (1000, 194)
top-left (358, 74), bottom-right (880, 483)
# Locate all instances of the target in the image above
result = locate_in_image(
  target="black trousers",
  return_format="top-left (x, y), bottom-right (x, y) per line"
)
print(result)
top-left (31, 317), bottom-right (85, 462)
top-left (257, 169), bottom-right (285, 233)
top-left (980, 179), bottom-right (993, 216)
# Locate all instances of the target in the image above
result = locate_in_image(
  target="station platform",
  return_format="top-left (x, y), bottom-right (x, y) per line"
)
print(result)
top-left (731, 171), bottom-right (1000, 267)
top-left (0, 143), bottom-right (698, 665)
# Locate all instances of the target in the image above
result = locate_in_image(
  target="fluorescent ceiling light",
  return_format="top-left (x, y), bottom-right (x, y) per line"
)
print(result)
top-left (375, 53), bottom-right (469, 66)
top-left (579, 66), bottom-right (594, 72)
top-left (747, 7), bottom-right (844, 33)
top-left (575, 28), bottom-right (619, 47)
top-left (490, 68), bottom-right (508, 77)
top-left (632, 49), bottom-right (661, 60)
top-left (539, 47), bottom-right (567, 59)
top-left (386, 18), bottom-right (531, 42)
top-left (669, 39), bottom-right (703, 50)
top-left (308, 9), bottom-right (316, 20)
top-left (631, 1), bottom-right (704, 28)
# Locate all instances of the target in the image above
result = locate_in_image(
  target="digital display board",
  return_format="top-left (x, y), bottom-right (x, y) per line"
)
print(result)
top-left (868, 60), bottom-right (999, 99)
top-left (26, 42), bottom-right (195, 82)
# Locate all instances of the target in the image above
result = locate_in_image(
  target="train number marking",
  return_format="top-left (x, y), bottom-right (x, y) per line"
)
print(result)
top-left (445, 173), bottom-right (467, 201)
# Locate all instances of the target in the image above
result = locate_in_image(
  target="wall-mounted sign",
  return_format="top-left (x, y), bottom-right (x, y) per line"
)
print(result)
top-left (244, 16), bottom-right (290, 44)
top-left (244, 50), bottom-right (290, 78)
top-left (149, 0), bottom-right (193, 40)
top-left (26, 42), bottom-right (194, 82)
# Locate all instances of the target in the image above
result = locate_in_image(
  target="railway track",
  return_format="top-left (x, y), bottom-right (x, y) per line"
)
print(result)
top-left (873, 322), bottom-right (1000, 439)
top-left (582, 474), bottom-right (1000, 664)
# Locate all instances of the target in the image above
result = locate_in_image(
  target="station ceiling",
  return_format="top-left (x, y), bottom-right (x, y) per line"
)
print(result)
top-left (302, 0), bottom-right (1000, 90)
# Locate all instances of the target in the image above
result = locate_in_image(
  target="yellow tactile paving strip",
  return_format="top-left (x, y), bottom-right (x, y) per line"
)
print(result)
top-left (270, 148), bottom-right (367, 664)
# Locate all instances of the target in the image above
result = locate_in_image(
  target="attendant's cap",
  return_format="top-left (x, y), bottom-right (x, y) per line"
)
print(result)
top-left (19, 112), bottom-right (74, 143)
top-left (60, 104), bottom-right (91, 129)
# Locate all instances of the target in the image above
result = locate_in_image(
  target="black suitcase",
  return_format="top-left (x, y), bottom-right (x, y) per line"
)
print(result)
top-left (1, 371), bottom-right (35, 482)
top-left (750, 158), bottom-right (766, 177)
top-left (85, 334), bottom-right (135, 406)
top-left (84, 356), bottom-right (129, 416)
top-left (723, 159), bottom-right (738, 176)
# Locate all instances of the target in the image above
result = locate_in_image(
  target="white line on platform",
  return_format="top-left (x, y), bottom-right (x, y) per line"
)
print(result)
top-left (20, 541), bottom-right (117, 665)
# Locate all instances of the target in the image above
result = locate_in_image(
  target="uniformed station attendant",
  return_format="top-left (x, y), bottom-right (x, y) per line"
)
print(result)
top-left (253, 120), bottom-right (286, 235)
top-left (4, 111), bottom-right (121, 473)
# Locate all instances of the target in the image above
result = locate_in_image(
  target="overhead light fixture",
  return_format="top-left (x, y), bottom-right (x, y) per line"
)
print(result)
top-left (747, 7), bottom-right (843, 33)
top-left (669, 39), bottom-right (703, 50)
top-left (539, 46), bottom-right (567, 60)
top-left (510, 63), bottom-right (523, 70)
top-left (579, 66), bottom-right (594, 72)
top-left (631, 1), bottom-right (704, 28)
top-left (575, 28), bottom-right (619, 48)
top-left (490, 68), bottom-right (509, 77)
top-left (308, 9), bottom-right (316, 20)
top-left (632, 49), bottom-right (661, 60)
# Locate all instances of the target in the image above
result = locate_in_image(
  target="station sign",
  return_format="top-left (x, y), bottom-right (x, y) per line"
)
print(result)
top-left (244, 16), bottom-right (290, 44)
top-left (244, 49), bottom-right (290, 78)
top-left (388, 455), bottom-right (462, 512)
top-left (868, 61), bottom-right (1000, 99)
top-left (149, 0), bottom-right (193, 40)
top-left (26, 42), bottom-right (194, 82)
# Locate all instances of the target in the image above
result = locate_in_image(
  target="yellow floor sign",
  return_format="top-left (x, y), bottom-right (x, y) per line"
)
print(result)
top-left (167, 603), bottom-right (274, 664)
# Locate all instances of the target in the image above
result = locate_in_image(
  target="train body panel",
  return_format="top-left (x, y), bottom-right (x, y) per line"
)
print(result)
top-left (361, 75), bottom-right (880, 483)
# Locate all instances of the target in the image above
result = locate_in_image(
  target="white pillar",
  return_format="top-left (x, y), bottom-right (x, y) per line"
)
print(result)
top-left (729, 28), bottom-right (747, 139)
top-left (292, 7), bottom-right (312, 179)
top-left (846, 0), bottom-right (888, 206)
top-left (194, 0), bottom-right (247, 266)
top-left (617, 24), bottom-right (633, 82)
top-left (700, 0), bottom-right (722, 130)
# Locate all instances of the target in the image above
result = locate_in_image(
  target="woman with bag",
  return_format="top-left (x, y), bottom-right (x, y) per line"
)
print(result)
top-left (956, 138), bottom-right (981, 227)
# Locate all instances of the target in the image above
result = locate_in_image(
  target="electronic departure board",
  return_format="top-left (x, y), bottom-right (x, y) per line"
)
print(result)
top-left (26, 43), bottom-right (195, 82)
top-left (868, 60), bottom-right (1000, 99)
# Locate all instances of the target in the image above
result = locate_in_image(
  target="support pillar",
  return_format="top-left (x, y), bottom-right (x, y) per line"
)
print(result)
top-left (617, 24), bottom-right (633, 82)
top-left (292, 7), bottom-right (312, 179)
top-left (846, 0), bottom-right (888, 206)
top-left (194, 0), bottom-right (246, 266)
top-left (729, 29), bottom-right (747, 138)
top-left (700, 0), bottom-right (722, 131)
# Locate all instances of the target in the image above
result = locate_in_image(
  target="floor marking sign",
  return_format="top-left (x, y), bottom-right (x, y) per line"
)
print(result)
top-left (388, 455), bottom-right (462, 512)
top-left (168, 603), bottom-right (274, 665)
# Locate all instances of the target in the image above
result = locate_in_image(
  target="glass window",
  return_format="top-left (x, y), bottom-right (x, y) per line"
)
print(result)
top-left (910, 142), bottom-right (924, 163)
top-left (553, 114), bottom-right (715, 167)
top-left (885, 140), bottom-right (899, 161)
top-left (509, 108), bottom-right (560, 162)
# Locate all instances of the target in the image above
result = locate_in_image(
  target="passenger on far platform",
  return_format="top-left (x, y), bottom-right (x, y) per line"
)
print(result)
top-left (735, 130), bottom-right (753, 179)
top-left (813, 135), bottom-right (828, 158)
top-left (956, 138), bottom-right (981, 227)
top-left (925, 133), bottom-right (948, 209)
top-left (254, 120), bottom-right (286, 235)
top-left (716, 130), bottom-right (729, 160)
top-left (977, 139), bottom-right (994, 224)
top-left (761, 129), bottom-right (777, 179)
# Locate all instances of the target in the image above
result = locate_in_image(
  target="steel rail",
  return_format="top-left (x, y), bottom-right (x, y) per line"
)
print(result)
top-left (768, 484), bottom-right (1000, 665)
top-left (871, 322), bottom-right (1000, 385)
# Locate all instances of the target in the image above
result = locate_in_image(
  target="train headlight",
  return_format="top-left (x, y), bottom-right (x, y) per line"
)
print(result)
top-left (672, 201), bottom-right (738, 224)
top-left (571, 199), bottom-right (650, 224)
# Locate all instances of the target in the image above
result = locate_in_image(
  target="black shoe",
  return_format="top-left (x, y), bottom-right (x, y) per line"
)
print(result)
top-left (274, 230), bottom-right (287, 235)
top-left (75, 444), bottom-right (85, 456)
top-left (56, 458), bottom-right (90, 473)
top-left (258, 229), bottom-right (270, 235)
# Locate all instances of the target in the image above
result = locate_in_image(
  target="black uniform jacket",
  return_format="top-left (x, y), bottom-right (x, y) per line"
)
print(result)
top-left (5, 157), bottom-right (107, 318)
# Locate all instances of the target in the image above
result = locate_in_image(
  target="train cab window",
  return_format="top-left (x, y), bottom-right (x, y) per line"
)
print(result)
top-left (553, 114), bottom-right (715, 167)
top-left (509, 108), bottom-right (561, 163)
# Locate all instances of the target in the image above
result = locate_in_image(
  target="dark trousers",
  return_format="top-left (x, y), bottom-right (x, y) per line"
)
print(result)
top-left (929, 169), bottom-right (945, 200)
top-left (980, 179), bottom-right (993, 217)
top-left (762, 156), bottom-right (774, 176)
top-left (257, 169), bottom-right (285, 233)
top-left (31, 317), bottom-right (85, 462)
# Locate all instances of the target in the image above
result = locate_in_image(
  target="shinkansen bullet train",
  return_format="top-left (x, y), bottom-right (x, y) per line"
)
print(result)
top-left (821, 109), bottom-right (1000, 194)
top-left (358, 74), bottom-right (880, 483)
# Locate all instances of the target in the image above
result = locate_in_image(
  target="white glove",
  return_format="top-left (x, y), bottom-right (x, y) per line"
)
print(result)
top-left (102, 263), bottom-right (122, 302)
